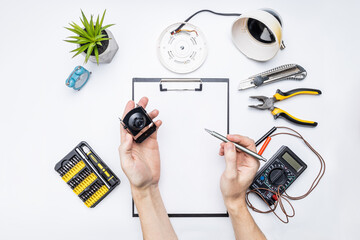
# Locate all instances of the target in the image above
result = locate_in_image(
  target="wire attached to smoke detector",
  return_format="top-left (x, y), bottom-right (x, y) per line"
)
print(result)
top-left (171, 9), bottom-right (241, 35)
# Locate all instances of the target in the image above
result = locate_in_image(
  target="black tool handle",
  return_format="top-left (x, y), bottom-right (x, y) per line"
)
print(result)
top-left (272, 107), bottom-right (318, 127)
top-left (274, 88), bottom-right (322, 101)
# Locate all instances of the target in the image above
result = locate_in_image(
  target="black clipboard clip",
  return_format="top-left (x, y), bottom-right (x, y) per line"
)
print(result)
top-left (159, 78), bottom-right (203, 91)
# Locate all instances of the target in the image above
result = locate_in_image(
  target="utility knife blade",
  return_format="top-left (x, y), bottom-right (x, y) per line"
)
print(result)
top-left (238, 64), bottom-right (307, 90)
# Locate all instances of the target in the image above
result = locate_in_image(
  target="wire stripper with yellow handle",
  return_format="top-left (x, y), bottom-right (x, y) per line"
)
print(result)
top-left (249, 88), bottom-right (322, 127)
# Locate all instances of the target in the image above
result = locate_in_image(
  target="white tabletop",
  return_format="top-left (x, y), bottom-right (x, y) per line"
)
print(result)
top-left (0, 0), bottom-right (359, 239)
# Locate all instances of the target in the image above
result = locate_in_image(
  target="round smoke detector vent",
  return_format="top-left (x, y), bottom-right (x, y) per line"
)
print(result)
top-left (157, 22), bottom-right (208, 74)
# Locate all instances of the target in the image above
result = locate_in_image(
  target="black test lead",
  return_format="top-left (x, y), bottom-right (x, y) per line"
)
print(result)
top-left (255, 126), bottom-right (277, 147)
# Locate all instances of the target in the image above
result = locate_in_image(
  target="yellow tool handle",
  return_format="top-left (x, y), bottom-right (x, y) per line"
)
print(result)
top-left (87, 151), bottom-right (117, 186)
top-left (271, 107), bottom-right (318, 127)
top-left (273, 88), bottom-right (322, 101)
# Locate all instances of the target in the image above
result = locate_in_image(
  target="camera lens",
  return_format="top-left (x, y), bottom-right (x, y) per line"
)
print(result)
top-left (128, 112), bottom-right (147, 131)
top-left (247, 18), bottom-right (275, 44)
top-left (134, 117), bottom-right (145, 128)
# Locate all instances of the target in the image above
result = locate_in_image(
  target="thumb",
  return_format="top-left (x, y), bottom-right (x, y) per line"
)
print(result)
top-left (119, 133), bottom-right (133, 161)
top-left (224, 142), bottom-right (237, 178)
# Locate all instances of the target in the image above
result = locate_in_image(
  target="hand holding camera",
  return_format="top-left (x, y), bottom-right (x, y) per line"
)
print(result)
top-left (118, 97), bottom-right (162, 193)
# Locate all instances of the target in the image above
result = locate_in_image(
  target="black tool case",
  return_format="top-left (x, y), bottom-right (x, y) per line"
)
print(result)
top-left (54, 141), bottom-right (120, 208)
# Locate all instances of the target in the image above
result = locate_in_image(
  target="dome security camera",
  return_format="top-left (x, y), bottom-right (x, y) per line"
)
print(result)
top-left (232, 9), bottom-right (285, 61)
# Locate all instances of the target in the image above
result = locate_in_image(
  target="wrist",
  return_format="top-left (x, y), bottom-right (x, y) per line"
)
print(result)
top-left (225, 198), bottom-right (248, 215)
top-left (131, 184), bottom-right (159, 201)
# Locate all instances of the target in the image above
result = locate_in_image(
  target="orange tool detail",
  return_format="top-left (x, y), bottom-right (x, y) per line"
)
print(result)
top-left (258, 137), bottom-right (272, 155)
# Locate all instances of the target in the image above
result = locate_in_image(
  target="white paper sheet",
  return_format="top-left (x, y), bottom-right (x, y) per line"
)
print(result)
top-left (133, 79), bottom-right (228, 215)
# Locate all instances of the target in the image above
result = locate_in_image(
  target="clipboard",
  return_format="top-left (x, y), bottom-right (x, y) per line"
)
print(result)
top-left (132, 78), bottom-right (229, 217)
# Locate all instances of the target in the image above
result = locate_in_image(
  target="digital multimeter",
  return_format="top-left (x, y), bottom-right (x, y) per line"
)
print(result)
top-left (250, 146), bottom-right (307, 205)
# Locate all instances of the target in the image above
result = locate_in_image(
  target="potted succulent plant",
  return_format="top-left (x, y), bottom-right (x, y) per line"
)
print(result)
top-left (65, 10), bottom-right (118, 64)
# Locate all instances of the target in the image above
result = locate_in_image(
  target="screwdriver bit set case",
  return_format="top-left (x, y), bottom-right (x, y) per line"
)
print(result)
top-left (54, 141), bottom-right (120, 208)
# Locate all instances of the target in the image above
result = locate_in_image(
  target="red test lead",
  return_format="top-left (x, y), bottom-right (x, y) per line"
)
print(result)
top-left (258, 137), bottom-right (272, 156)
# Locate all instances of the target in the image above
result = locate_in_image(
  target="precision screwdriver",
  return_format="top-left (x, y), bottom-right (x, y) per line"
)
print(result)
top-left (75, 148), bottom-right (111, 189)
top-left (205, 128), bottom-right (267, 162)
top-left (81, 146), bottom-right (117, 186)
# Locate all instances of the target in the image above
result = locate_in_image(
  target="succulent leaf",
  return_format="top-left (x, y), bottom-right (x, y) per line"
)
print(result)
top-left (94, 34), bottom-right (106, 40)
top-left (81, 10), bottom-right (92, 35)
top-left (100, 9), bottom-right (106, 28)
top-left (71, 43), bottom-right (91, 58)
top-left (94, 45), bottom-right (99, 65)
top-left (85, 43), bottom-right (96, 63)
top-left (95, 15), bottom-right (100, 36)
top-left (90, 15), bottom-right (95, 35)
top-left (100, 24), bottom-right (115, 32)
top-left (96, 38), bottom-right (111, 42)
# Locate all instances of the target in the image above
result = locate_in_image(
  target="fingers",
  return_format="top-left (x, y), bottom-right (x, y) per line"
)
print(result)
top-left (155, 120), bottom-right (162, 128)
top-left (223, 142), bottom-right (238, 178)
top-left (137, 96), bottom-right (149, 109)
top-left (121, 97), bottom-right (149, 119)
top-left (150, 120), bottom-right (162, 139)
top-left (119, 133), bottom-right (134, 169)
top-left (122, 100), bottom-right (135, 118)
top-left (120, 133), bottom-right (133, 153)
top-left (148, 109), bottom-right (159, 120)
top-left (219, 149), bottom-right (224, 156)
top-left (218, 135), bottom-right (256, 156)
top-left (219, 142), bottom-right (225, 156)
top-left (121, 100), bottom-right (135, 142)
top-left (227, 134), bottom-right (256, 151)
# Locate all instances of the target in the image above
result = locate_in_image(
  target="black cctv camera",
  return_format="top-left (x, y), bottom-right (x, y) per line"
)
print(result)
top-left (121, 106), bottom-right (157, 143)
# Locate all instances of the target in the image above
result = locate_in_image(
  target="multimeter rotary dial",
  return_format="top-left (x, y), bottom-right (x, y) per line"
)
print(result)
top-left (269, 168), bottom-right (287, 185)
top-left (263, 160), bottom-right (295, 190)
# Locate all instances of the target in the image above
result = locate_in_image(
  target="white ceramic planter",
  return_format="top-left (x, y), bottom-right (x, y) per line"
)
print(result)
top-left (80, 29), bottom-right (118, 64)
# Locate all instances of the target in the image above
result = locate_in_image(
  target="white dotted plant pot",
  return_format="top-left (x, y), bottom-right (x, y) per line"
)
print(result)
top-left (80, 29), bottom-right (118, 64)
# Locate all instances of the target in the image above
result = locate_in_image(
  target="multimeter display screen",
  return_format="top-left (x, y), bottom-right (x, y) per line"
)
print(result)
top-left (282, 152), bottom-right (302, 172)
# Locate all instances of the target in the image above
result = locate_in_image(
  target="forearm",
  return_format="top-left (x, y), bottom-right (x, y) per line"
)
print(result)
top-left (227, 200), bottom-right (266, 240)
top-left (132, 185), bottom-right (177, 240)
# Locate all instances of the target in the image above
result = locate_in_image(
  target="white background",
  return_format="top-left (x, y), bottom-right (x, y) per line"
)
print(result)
top-left (0, 0), bottom-right (359, 239)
